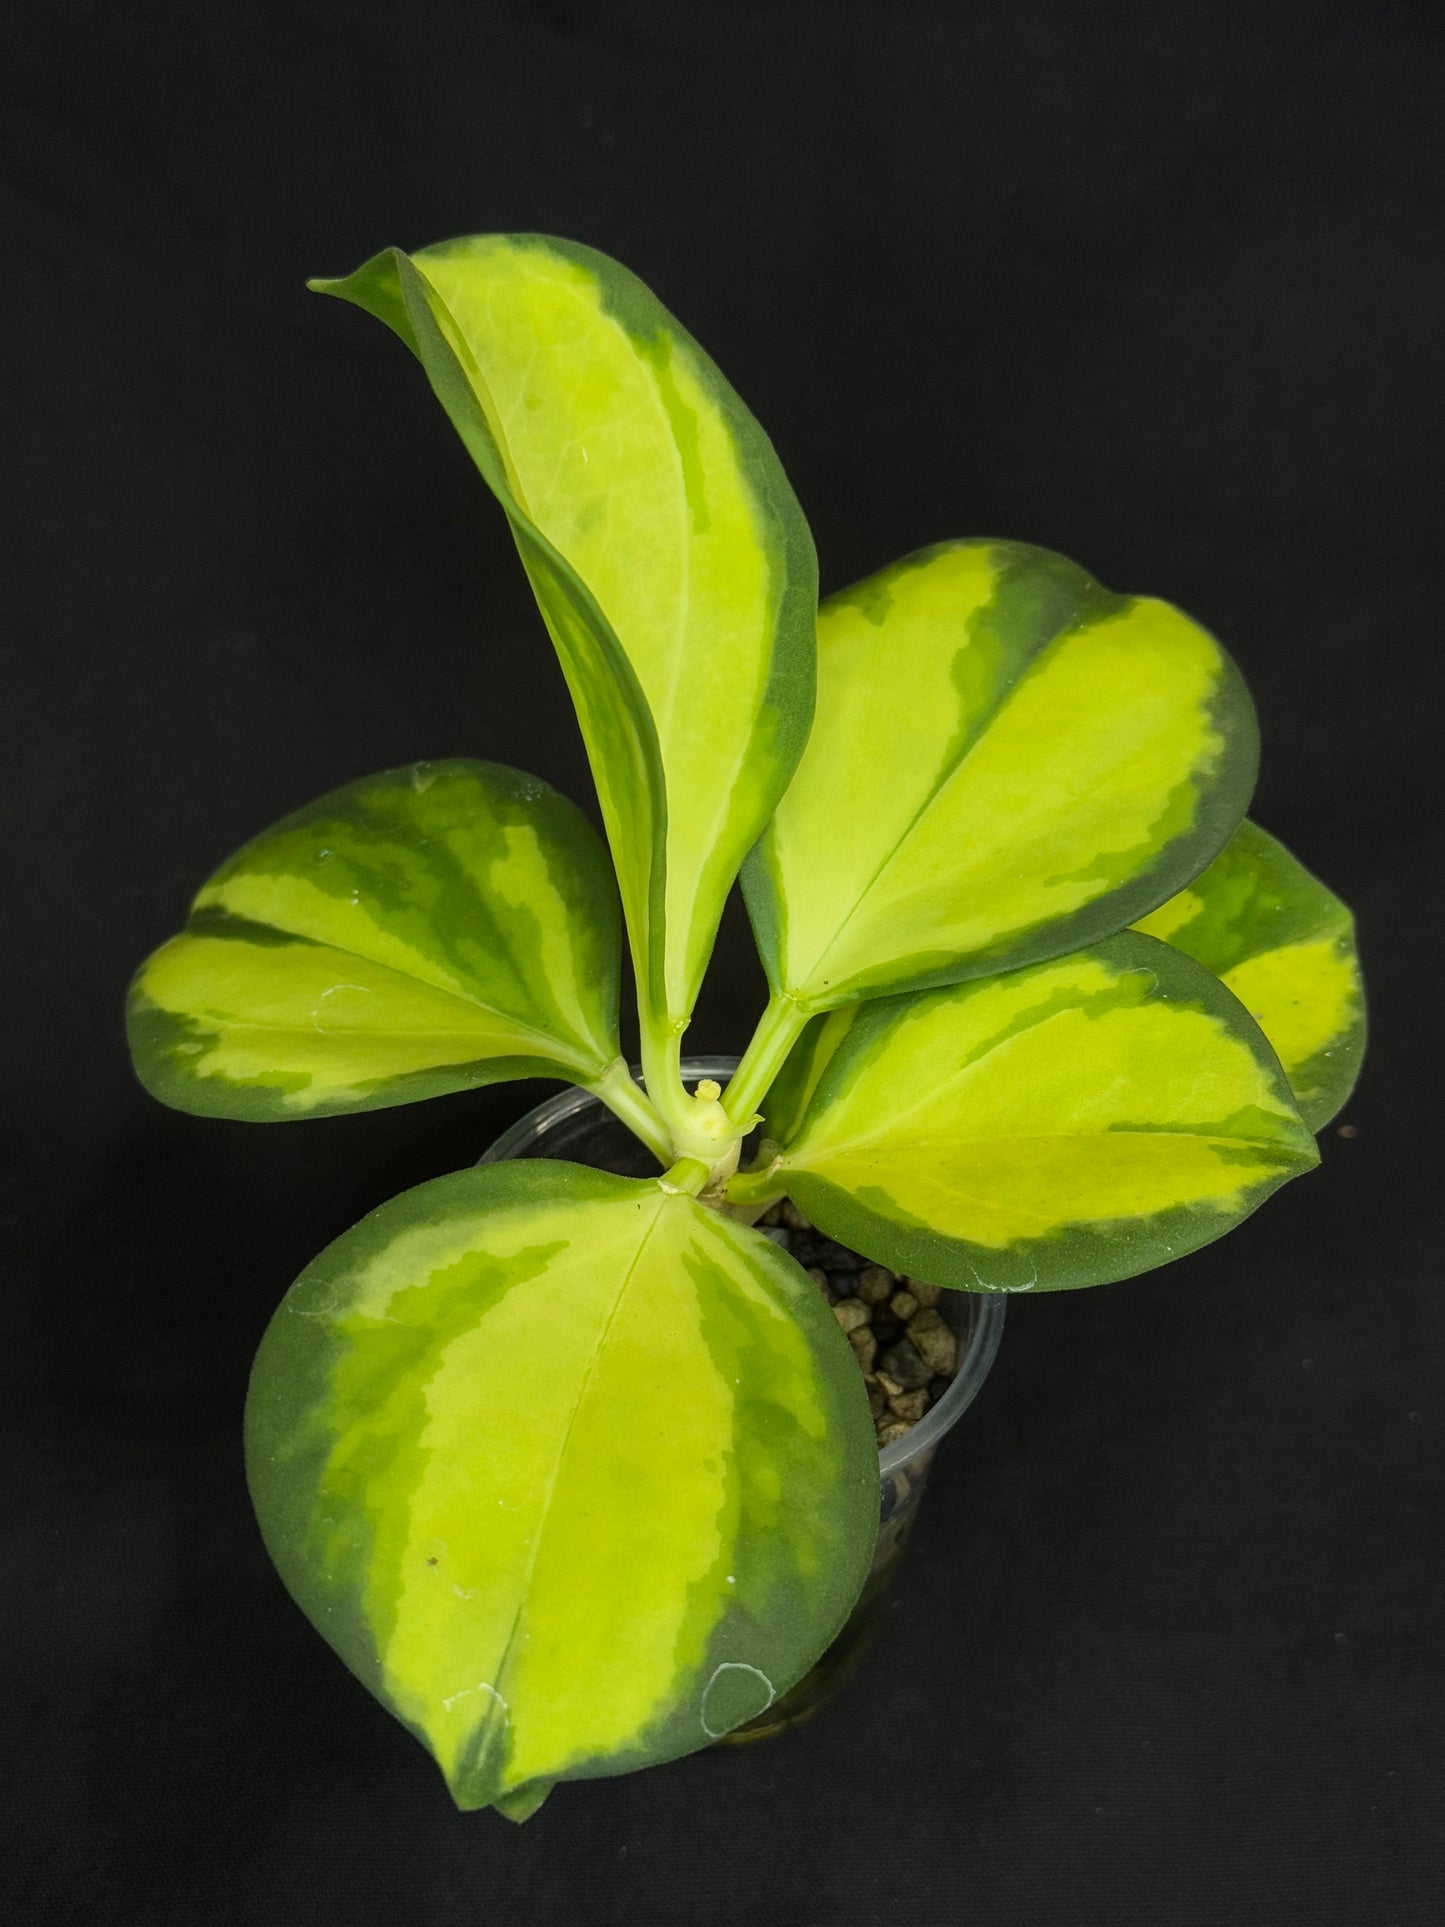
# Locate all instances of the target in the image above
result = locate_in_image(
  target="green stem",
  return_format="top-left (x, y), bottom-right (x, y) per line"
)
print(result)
top-left (721, 993), bottom-right (810, 1128)
top-left (659, 1155), bottom-right (710, 1197)
top-left (725, 1161), bottom-right (786, 1209)
top-left (636, 1003), bottom-right (696, 1144)
top-left (588, 1060), bottom-right (673, 1167)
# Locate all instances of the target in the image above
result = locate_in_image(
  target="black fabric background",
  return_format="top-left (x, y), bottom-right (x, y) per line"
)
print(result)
top-left (3, 3), bottom-right (1441, 1921)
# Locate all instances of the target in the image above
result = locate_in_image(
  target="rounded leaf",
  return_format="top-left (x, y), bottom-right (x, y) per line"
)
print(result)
top-left (245, 1162), bottom-right (878, 1814)
top-left (768, 933), bottom-right (1319, 1292)
top-left (745, 541), bottom-right (1258, 1010)
top-left (128, 760), bottom-right (621, 1119)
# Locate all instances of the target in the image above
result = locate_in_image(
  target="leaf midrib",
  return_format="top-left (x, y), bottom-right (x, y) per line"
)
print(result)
top-left (485, 1195), bottom-right (669, 1778)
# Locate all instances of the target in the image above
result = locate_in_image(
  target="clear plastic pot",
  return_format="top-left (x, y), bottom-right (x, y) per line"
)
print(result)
top-left (479, 1056), bottom-right (1005, 1738)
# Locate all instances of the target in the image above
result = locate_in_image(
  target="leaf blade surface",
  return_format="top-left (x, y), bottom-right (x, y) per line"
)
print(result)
top-left (745, 541), bottom-right (1257, 1010)
top-left (1133, 821), bottom-right (1364, 1128)
top-left (128, 760), bottom-right (620, 1119)
top-left (768, 933), bottom-right (1318, 1291)
top-left (245, 1162), bottom-right (878, 1812)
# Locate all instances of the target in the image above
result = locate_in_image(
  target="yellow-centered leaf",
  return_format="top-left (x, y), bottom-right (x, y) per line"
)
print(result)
top-left (756, 933), bottom-right (1317, 1292)
top-left (245, 1162), bottom-right (878, 1815)
top-left (128, 761), bottom-right (621, 1119)
top-left (1134, 820), bottom-right (1364, 1128)
top-left (745, 540), bottom-right (1257, 1011)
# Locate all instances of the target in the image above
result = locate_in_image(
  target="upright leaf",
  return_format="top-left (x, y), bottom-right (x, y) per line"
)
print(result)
top-left (128, 761), bottom-right (621, 1119)
top-left (245, 1162), bottom-right (878, 1815)
top-left (752, 933), bottom-right (1317, 1292)
top-left (744, 541), bottom-right (1257, 1011)
top-left (1134, 820), bottom-right (1365, 1128)
top-left (312, 237), bottom-right (817, 1037)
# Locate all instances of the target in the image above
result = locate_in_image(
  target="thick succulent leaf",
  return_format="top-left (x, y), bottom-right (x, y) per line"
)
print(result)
top-left (245, 1161), bottom-right (878, 1815)
top-left (744, 541), bottom-right (1258, 1011)
top-left (128, 760), bottom-right (620, 1120)
top-left (1133, 821), bottom-right (1364, 1129)
top-left (762, 933), bottom-right (1318, 1292)
top-left (313, 237), bottom-right (817, 1031)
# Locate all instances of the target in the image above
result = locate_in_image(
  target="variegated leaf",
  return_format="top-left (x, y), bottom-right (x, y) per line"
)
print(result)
top-left (312, 237), bottom-right (817, 1064)
top-left (1134, 820), bottom-right (1364, 1129)
top-left (245, 1162), bottom-right (878, 1816)
top-left (740, 933), bottom-right (1317, 1292)
top-left (744, 541), bottom-right (1257, 1012)
top-left (128, 760), bottom-right (622, 1120)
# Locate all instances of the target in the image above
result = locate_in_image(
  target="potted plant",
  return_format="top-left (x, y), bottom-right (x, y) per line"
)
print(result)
top-left (126, 233), bottom-right (1365, 1822)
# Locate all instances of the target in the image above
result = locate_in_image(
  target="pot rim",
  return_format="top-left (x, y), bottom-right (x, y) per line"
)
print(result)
top-left (480, 1056), bottom-right (1005, 1478)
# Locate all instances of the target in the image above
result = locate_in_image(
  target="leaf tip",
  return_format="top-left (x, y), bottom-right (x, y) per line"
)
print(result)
top-left (489, 1778), bottom-right (555, 1824)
